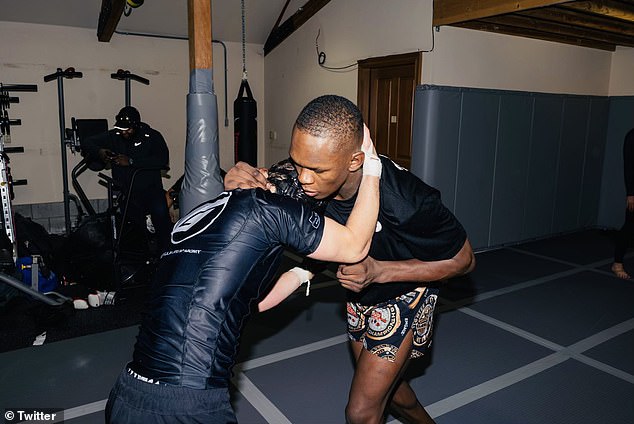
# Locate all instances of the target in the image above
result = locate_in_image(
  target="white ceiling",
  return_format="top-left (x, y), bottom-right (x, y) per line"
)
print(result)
top-left (0, 0), bottom-right (303, 44)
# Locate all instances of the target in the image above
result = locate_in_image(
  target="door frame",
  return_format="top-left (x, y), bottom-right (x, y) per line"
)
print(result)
top-left (356, 51), bottom-right (422, 126)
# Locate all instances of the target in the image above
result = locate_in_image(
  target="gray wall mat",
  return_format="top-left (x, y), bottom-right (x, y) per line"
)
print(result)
top-left (598, 96), bottom-right (634, 229)
top-left (580, 98), bottom-right (610, 228)
top-left (453, 90), bottom-right (498, 248)
top-left (523, 95), bottom-right (562, 240)
top-left (411, 85), bottom-right (613, 250)
top-left (411, 87), bottom-right (462, 211)
top-left (553, 97), bottom-right (590, 234)
top-left (490, 95), bottom-right (533, 246)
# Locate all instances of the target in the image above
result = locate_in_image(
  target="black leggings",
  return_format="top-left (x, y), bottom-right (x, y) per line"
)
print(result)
top-left (614, 208), bottom-right (634, 263)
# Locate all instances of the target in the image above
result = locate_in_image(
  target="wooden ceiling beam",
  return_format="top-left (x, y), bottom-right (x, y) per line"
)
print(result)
top-left (483, 13), bottom-right (634, 46)
top-left (453, 20), bottom-right (616, 50)
top-left (97, 0), bottom-right (126, 42)
top-left (264, 0), bottom-right (332, 56)
top-left (433, 0), bottom-right (569, 26)
top-left (560, 0), bottom-right (634, 23)
top-left (519, 6), bottom-right (634, 37)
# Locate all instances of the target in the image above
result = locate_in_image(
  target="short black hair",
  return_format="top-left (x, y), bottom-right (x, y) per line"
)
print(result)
top-left (294, 95), bottom-right (364, 152)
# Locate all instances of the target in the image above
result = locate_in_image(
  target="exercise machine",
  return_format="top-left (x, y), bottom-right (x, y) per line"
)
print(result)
top-left (0, 82), bottom-right (71, 308)
top-left (65, 118), bottom-right (160, 294)
top-left (43, 67), bottom-right (84, 236)
top-left (0, 83), bottom-right (34, 260)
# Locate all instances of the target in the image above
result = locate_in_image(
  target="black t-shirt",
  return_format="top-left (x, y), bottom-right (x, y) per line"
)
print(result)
top-left (323, 156), bottom-right (466, 305)
top-left (132, 189), bottom-right (325, 389)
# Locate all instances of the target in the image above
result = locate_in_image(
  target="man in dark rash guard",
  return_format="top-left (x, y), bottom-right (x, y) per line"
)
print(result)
top-left (225, 95), bottom-right (476, 424)
top-left (105, 103), bottom-right (381, 424)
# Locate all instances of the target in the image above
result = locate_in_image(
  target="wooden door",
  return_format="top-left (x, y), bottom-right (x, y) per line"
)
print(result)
top-left (358, 52), bottom-right (421, 169)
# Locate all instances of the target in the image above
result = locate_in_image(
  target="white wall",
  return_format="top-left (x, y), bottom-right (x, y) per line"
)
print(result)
top-left (263, 1), bottom-right (622, 166)
top-left (0, 21), bottom-right (264, 205)
top-left (423, 26), bottom-right (613, 95)
top-left (4, 9), bottom-right (627, 205)
top-left (609, 46), bottom-right (634, 96)
top-left (263, 0), bottom-right (433, 165)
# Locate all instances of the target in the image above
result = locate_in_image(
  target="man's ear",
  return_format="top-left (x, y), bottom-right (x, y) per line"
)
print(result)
top-left (348, 150), bottom-right (364, 172)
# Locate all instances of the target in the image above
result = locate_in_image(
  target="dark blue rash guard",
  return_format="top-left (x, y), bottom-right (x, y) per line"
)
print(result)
top-left (131, 189), bottom-right (324, 389)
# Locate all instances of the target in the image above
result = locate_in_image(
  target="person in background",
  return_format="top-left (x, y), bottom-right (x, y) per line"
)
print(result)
top-left (83, 106), bottom-right (172, 251)
top-left (612, 126), bottom-right (634, 279)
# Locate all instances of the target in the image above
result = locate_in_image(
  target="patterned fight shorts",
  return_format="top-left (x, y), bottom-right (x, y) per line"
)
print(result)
top-left (347, 287), bottom-right (438, 361)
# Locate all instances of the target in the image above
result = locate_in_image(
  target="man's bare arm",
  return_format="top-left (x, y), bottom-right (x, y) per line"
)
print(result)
top-left (258, 268), bottom-right (313, 312)
top-left (337, 239), bottom-right (475, 292)
top-left (308, 126), bottom-right (381, 264)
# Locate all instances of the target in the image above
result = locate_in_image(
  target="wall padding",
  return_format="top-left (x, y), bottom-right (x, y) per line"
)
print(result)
top-left (598, 97), bottom-right (634, 229)
top-left (411, 85), bottom-right (609, 250)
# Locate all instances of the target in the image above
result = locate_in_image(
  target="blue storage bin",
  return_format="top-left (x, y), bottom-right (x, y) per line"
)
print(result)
top-left (16, 257), bottom-right (58, 293)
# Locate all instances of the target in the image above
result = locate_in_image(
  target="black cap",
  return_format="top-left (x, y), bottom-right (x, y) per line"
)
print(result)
top-left (114, 106), bottom-right (141, 130)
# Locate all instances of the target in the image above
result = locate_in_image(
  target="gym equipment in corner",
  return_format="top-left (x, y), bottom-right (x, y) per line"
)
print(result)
top-left (0, 82), bottom-right (72, 310)
top-left (43, 67), bottom-right (84, 236)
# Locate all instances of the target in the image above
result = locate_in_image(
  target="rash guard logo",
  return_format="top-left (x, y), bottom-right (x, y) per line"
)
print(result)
top-left (171, 192), bottom-right (232, 244)
top-left (309, 211), bottom-right (321, 229)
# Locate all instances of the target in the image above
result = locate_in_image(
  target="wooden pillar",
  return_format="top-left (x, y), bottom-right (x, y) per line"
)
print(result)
top-left (188, 0), bottom-right (213, 74)
top-left (181, 0), bottom-right (224, 215)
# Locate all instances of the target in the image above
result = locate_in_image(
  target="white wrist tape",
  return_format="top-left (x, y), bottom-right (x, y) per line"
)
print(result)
top-left (363, 153), bottom-right (382, 177)
top-left (289, 267), bottom-right (312, 296)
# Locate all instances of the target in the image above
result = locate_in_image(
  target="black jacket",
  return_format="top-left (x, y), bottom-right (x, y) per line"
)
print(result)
top-left (82, 123), bottom-right (169, 192)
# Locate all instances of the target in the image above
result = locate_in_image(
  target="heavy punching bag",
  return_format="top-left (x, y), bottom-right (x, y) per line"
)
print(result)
top-left (233, 78), bottom-right (257, 166)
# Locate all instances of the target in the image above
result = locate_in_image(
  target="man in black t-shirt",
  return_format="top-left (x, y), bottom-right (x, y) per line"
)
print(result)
top-left (225, 95), bottom-right (475, 424)
top-left (105, 101), bottom-right (382, 424)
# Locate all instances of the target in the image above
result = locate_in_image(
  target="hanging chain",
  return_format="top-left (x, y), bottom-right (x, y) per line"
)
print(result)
top-left (241, 0), bottom-right (247, 80)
